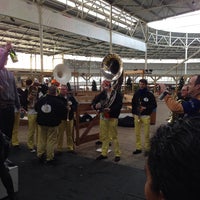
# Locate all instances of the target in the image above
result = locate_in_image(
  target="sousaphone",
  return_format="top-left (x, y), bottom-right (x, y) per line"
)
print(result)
top-left (100, 53), bottom-right (124, 108)
top-left (53, 64), bottom-right (71, 85)
top-left (101, 53), bottom-right (123, 89)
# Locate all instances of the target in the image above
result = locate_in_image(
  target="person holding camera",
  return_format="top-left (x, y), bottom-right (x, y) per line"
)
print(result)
top-left (163, 75), bottom-right (200, 118)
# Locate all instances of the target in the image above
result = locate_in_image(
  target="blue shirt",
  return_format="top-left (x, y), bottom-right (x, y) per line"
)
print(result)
top-left (182, 98), bottom-right (200, 116)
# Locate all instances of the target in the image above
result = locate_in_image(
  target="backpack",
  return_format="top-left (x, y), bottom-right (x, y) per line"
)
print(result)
top-left (118, 116), bottom-right (135, 127)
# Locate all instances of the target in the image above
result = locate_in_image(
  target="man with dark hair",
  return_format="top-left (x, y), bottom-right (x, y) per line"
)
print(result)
top-left (145, 117), bottom-right (200, 200)
top-left (163, 75), bottom-right (200, 117)
top-left (167, 85), bottom-right (190, 124)
top-left (131, 79), bottom-right (157, 156)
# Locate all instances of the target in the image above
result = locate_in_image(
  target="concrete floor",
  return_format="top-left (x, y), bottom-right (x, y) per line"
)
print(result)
top-left (17, 99), bottom-right (170, 170)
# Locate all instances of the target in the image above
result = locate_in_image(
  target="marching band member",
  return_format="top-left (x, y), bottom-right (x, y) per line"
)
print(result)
top-left (35, 85), bottom-right (67, 164)
top-left (132, 79), bottom-right (157, 156)
top-left (27, 80), bottom-right (39, 152)
top-left (56, 84), bottom-right (78, 154)
top-left (92, 80), bottom-right (123, 162)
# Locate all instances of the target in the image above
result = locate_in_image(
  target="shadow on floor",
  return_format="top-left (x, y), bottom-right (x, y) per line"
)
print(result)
top-left (5, 145), bottom-right (146, 200)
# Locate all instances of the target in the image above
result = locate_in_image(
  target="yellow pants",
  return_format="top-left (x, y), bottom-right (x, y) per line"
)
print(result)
top-left (101, 118), bottom-right (121, 157)
top-left (57, 119), bottom-right (74, 151)
top-left (37, 125), bottom-right (58, 161)
top-left (134, 115), bottom-right (150, 151)
top-left (99, 118), bottom-right (103, 142)
top-left (12, 112), bottom-right (20, 146)
top-left (27, 114), bottom-right (38, 149)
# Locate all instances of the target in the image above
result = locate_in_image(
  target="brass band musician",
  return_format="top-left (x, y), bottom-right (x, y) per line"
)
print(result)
top-left (56, 84), bottom-right (78, 153)
top-left (131, 79), bottom-right (157, 156)
top-left (91, 80), bottom-right (123, 162)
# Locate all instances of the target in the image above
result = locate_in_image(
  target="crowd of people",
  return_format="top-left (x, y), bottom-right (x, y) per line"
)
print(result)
top-left (1, 42), bottom-right (200, 200)
top-left (0, 43), bottom-right (78, 199)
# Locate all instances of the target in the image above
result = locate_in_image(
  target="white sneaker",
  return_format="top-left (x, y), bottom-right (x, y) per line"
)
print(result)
top-left (30, 149), bottom-right (36, 153)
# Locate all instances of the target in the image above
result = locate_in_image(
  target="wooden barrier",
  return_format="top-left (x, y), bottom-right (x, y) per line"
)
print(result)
top-left (75, 91), bottom-right (99, 103)
top-left (74, 103), bottom-right (100, 146)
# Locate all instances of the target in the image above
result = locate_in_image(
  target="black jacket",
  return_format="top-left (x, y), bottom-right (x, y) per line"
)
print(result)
top-left (91, 90), bottom-right (107, 110)
top-left (91, 90), bottom-right (123, 118)
top-left (57, 94), bottom-right (78, 120)
top-left (132, 88), bottom-right (157, 116)
top-left (35, 94), bottom-right (67, 127)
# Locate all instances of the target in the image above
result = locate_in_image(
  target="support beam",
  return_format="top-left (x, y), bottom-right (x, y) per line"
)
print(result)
top-left (0, 0), bottom-right (146, 52)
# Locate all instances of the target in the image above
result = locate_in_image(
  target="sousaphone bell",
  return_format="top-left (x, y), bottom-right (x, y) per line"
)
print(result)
top-left (53, 64), bottom-right (71, 85)
top-left (101, 53), bottom-right (123, 81)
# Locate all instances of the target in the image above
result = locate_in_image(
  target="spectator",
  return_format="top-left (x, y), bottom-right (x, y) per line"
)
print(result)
top-left (0, 43), bottom-right (20, 167)
top-left (0, 42), bottom-right (20, 141)
top-left (163, 75), bottom-right (200, 118)
top-left (145, 116), bottom-right (200, 200)
top-left (167, 85), bottom-right (190, 124)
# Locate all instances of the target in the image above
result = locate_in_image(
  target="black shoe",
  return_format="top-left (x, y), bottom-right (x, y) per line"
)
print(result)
top-left (96, 155), bottom-right (108, 160)
top-left (114, 156), bottom-right (120, 162)
top-left (95, 141), bottom-right (102, 145)
top-left (133, 149), bottom-right (142, 155)
top-left (38, 154), bottom-right (45, 164)
top-left (45, 159), bottom-right (57, 166)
